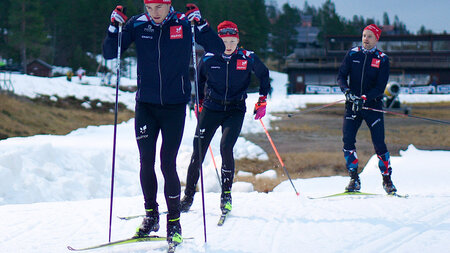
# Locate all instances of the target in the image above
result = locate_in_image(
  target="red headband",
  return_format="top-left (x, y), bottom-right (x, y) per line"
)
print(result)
top-left (217, 21), bottom-right (239, 39)
top-left (364, 24), bottom-right (381, 40)
top-left (144, 0), bottom-right (171, 4)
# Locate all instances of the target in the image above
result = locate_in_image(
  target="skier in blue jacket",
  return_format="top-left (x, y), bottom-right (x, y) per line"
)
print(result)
top-left (179, 21), bottom-right (271, 214)
top-left (337, 24), bottom-right (397, 195)
top-left (103, 0), bottom-right (224, 246)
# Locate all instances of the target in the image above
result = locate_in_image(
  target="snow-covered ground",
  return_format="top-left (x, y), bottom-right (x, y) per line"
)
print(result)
top-left (1, 72), bottom-right (449, 252)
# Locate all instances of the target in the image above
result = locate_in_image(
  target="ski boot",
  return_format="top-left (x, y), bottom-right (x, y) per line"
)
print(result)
top-left (180, 194), bottom-right (194, 213)
top-left (220, 192), bottom-right (232, 214)
top-left (345, 169), bottom-right (361, 192)
top-left (382, 172), bottom-right (397, 194)
top-left (133, 208), bottom-right (160, 238)
top-left (167, 217), bottom-right (183, 247)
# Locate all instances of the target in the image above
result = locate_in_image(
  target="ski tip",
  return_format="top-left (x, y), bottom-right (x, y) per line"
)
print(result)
top-left (168, 243), bottom-right (177, 253)
top-left (390, 193), bottom-right (409, 198)
top-left (67, 246), bottom-right (76, 251)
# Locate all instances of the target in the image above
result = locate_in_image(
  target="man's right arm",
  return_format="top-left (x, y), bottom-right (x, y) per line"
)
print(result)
top-left (102, 13), bottom-right (135, 60)
top-left (337, 51), bottom-right (352, 93)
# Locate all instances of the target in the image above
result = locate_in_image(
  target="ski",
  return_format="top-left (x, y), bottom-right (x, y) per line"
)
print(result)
top-left (308, 191), bottom-right (380, 199)
top-left (308, 191), bottom-right (409, 199)
top-left (118, 210), bottom-right (197, 221)
top-left (389, 192), bottom-right (409, 198)
top-left (217, 211), bottom-right (230, 226)
top-left (67, 235), bottom-right (193, 251)
top-left (168, 242), bottom-right (177, 253)
top-left (117, 214), bottom-right (146, 220)
top-left (117, 211), bottom-right (168, 221)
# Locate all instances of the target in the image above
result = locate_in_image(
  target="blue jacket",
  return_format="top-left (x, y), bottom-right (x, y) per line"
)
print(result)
top-left (103, 12), bottom-right (224, 105)
top-left (337, 46), bottom-right (390, 107)
top-left (198, 48), bottom-right (270, 112)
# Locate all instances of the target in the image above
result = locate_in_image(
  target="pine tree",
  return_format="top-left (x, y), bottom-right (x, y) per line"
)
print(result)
top-left (270, 3), bottom-right (301, 67)
top-left (8, 0), bottom-right (47, 72)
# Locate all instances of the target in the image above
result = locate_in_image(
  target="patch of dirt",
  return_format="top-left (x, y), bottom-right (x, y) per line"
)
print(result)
top-left (0, 92), bottom-right (134, 140)
top-left (236, 103), bottom-right (450, 192)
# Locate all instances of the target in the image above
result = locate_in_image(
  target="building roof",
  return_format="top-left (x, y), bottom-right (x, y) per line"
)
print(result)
top-left (27, 59), bottom-right (53, 70)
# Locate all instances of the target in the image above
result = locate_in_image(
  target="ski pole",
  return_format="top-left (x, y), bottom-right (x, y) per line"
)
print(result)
top-left (108, 23), bottom-right (123, 243)
top-left (208, 146), bottom-right (222, 187)
top-left (362, 107), bottom-right (450, 125)
top-left (287, 99), bottom-right (345, 118)
top-left (259, 119), bottom-right (300, 196)
top-left (191, 22), bottom-right (207, 243)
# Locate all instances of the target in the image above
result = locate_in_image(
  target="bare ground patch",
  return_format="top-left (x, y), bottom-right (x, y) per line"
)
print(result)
top-left (236, 102), bottom-right (450, 192)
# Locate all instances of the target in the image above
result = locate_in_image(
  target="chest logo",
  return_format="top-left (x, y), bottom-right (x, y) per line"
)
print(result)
top-left (371, 58), bottom-right (380, 68)
top-left (144, 25), bottom-right (154, 33)
top-left (237, 60), bottom-right (248, 70)
top-left (170, 26), bottom-right (183, 39)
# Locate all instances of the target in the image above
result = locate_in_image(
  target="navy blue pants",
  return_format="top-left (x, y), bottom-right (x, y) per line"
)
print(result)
top-left (184, 107), bottom-right (245, 196)
top-left (342, 103), bottom-right (393, 174)
top-left (135, 102), bottom-right (186, 219)
top-left (342, 103), bottom-right (388, 155)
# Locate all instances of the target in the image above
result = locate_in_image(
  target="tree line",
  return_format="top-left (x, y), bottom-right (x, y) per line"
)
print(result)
top-left (0, 0), bottom-right (426, 74)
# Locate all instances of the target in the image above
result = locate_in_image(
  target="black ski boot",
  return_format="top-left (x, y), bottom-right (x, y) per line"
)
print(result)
top-left (180, 194), bottom-right (194, 213)
top-left (382, 172), bottom-right (397, 194)
top-left (345, 170), bottom-right (361, 192)
top-left (220, 192), bottom-right (232, 213)
top-left (133, 208), bottom-right (159, 238)
top-left (167, 217), bottom-right (183, 246)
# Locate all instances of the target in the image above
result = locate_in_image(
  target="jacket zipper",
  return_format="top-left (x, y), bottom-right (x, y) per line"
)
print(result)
top-left (158, 28), bottom-right (163, 105)
top-left (181, 76), bottom-right (185, 95)
top-left (360, 52), bottom-right (368, 97)
top-left (224, 61), bottom-right (230, 111)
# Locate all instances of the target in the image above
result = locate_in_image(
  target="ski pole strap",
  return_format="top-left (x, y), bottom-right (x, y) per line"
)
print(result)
top-left (362, 107), bottom-right (450, 125)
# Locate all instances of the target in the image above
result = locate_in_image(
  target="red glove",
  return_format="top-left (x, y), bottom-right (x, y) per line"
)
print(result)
top-left (185, 3), bottom-right (202, 22)
top-left (194, 99), bottom-right (203, 118)
top-left (253, 96), bottom-right (267, 120)
top-left (110, 5), bottom-right (127, 27)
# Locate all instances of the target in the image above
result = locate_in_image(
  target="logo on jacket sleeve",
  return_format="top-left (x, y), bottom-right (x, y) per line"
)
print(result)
top-left (236, 60), bottom-right (248, 70)
top-left (170, 26), bottom-right (183, 39)
top-left (371, 58), bottom-right (380, 68)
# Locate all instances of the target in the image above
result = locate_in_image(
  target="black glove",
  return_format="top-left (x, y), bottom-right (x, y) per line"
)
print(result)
top-left (344, 89), bottom-right (357, 103)
top-left (352, 97), bottom-right (364, 112)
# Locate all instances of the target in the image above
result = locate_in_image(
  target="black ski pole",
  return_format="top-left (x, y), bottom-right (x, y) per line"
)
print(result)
top-left (191, 22), bottom-right (208, 243)
top-left (362, 106), bottom-right (450, 125)
top-left (108, 23), bottom-right (123, 243)
top-left (287, 99), bottom-right (345, 118)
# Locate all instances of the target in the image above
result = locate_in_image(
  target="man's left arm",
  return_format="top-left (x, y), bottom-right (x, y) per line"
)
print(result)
top-left (252, 54), bottom-right (270, 96)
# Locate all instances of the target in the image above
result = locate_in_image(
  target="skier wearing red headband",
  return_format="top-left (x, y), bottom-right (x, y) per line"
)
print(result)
top-left (179, 21), bottom-right (270, 222)
top-left (103, 0), bottom-right (224, 248)
top-left (337, 24), bottom-right (397, 195)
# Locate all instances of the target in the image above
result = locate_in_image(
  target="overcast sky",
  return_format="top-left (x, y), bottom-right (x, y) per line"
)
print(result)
top-left (273, 0), bottom-right (449, 33)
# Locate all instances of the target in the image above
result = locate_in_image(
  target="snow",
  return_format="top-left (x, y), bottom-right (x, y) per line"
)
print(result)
top-left (1, 72), bottom-right (450, 252)
top-left (255, 169), bottom-right (277, 180)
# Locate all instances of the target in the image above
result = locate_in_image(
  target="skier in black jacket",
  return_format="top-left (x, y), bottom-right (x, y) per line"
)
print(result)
top-left (103, 0), bottom-right (224, 246)
top-left (179, 21), bottom-right (271, 214)
top-left (337, 24), bottom-right (397, 195)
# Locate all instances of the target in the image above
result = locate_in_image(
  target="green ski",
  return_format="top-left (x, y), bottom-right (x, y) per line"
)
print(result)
top-left (217, 211), bottom-right (230, 226)
top-left (308, 191), bottom-right (409, 199)
top-left (67, 235), bottom-right (193, 251)
top-left (308, 191), bottom-right (380, 199)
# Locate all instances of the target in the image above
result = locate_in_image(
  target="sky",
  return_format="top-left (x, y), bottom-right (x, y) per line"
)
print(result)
top-left (1, 72), bottom-right (450, 252)
top-left (274, 0), bottom-right (450, 33)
